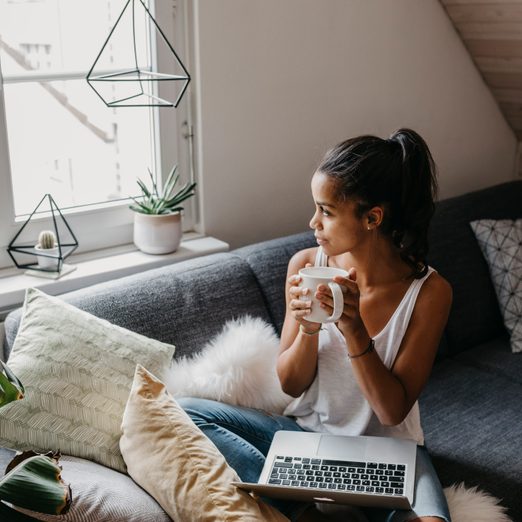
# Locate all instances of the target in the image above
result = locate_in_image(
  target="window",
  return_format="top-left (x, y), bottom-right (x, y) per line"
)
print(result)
top-left (0, 0), bottom-right (195, 269)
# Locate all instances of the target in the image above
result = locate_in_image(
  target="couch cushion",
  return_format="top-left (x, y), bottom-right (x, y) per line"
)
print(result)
top-left (233, 231), bottom-right (316, 334)
top-left (4, 253), bottom-right (273, 361)
top-left (452, 334), bottom-right (522, 386)
top-left (420, 359), bottom-right (522, 521)
top-left (427, 180), bottom-right (522, 355)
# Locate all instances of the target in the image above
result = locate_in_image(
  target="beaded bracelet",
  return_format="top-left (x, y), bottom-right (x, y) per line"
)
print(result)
top-left (348, 338), bottom-right (375, 359)
top-left (299, 324), bottom-right (322, 336)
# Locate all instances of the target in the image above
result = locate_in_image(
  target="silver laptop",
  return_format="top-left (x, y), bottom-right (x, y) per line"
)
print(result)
top-left (233, 431), bottom-right (417, 509)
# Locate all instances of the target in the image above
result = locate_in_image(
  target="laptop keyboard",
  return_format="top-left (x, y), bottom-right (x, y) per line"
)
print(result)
top-left (268, 456), bottom-right (406, 496)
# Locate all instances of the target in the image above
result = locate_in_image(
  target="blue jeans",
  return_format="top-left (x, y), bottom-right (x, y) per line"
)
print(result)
top-left (179, 397), bottom-right (309, 520)
top-left (179, 398), bottom-right (451, 522)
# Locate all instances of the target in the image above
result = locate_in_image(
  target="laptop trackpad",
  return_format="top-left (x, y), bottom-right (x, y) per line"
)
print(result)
top-left (318, 435), bottom-right (368, 460)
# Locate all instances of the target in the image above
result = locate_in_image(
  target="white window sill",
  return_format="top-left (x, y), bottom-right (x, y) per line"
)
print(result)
top-left (0, 234), bottom-right (229, 317)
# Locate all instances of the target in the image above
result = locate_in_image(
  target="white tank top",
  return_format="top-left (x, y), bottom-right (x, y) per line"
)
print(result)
top-left (284, 247), bottom-right (433, 445)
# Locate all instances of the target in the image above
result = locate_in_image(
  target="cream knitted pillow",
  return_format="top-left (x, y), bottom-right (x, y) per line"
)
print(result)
top-left (0, 288), bottom-right (175, 472)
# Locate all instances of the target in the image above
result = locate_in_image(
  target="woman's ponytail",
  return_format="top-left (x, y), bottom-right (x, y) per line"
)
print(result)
top-left (388, 128), bottom-right (438, 276)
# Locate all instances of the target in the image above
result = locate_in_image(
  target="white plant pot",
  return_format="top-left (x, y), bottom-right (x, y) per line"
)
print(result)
top-left (133, 212), bottom-right (182, 255)
top-left (34, 244), bottom-right (60, 271)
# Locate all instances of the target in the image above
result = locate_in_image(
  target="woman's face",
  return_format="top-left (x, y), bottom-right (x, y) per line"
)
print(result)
top-left (309, 171), bottom-right (369, 257)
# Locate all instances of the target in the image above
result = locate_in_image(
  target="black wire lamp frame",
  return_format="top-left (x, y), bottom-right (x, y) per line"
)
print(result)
top-left (86, 0), bottom-right (191, 108)
top-left (7, 194), bottom-right (79, 273)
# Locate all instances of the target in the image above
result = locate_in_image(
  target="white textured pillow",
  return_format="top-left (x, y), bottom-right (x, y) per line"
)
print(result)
top-left (0, 288), bottom-right (175, 472)
top-left (470, 219), bottom-right (522, 353)
top-left (163, 315), bottom-right (292, 414)
top-left (11, 455), bottom-right (170, 522)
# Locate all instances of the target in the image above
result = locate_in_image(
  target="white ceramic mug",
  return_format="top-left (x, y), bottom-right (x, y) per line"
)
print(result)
top-left (298, 266), bottom-right (348, 323)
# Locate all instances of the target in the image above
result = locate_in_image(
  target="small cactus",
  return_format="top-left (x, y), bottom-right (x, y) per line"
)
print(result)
top-left (38, 230), bottom-right (57, 250)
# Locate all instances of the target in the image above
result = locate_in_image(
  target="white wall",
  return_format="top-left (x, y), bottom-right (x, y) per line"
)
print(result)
top-left (191, 0), bottom-right (517, 249)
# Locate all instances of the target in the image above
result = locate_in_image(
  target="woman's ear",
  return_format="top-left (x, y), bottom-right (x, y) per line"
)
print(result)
top-left (367, 206), bottom-right (384, 229)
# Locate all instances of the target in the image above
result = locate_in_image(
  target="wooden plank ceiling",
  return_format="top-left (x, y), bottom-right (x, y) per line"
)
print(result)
top-left (441, 0), bottom-right (522, 140)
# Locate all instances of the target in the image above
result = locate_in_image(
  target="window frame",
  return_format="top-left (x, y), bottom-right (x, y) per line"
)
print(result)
top-left (0, 0), bottom-right (197, 271)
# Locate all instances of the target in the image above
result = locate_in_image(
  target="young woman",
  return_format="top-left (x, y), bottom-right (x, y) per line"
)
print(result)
top-left (278, 128), bottom-right (452, 522)
top-left (180, 129), bottom-right (452, 522)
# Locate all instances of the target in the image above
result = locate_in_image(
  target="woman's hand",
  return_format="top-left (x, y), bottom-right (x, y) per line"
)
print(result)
top-left (279, 256), bottom-right (323, 397)
top-left (315, 268), bottom-right (366, 341)
top-left (287, 264), bottom-right (321, 331)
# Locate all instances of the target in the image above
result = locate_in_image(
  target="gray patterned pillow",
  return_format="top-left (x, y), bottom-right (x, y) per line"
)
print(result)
top-left (470, 219), bottom-right (522, 353)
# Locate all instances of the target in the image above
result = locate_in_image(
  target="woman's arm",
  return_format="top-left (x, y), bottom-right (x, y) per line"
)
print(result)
top-left (319, 272), bottom-right (452, 426)
top-left (277, 248), bottom-right (322, 397)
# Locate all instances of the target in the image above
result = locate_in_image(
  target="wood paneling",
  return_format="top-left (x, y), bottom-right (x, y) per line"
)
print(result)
top-left (492, 87), bottom-right (522, 103)
top-left (465, 39), bottom-right (522, 57)
top-left (441, 0), bottom-right (522, 146)
top-left (483, 71), bottom-right (522, 87)
top-left (475, 57), bottom-right (522, 73)
top-left (445, 4), bottom-right (522, 23)
top-left (458, 22), bottom-right (522, 39)
top-left (442, 1), bottom-right (522, 5)
top-left (505, 116), bottom-right (522, 129)
top-left (499, 101), bottom-right (522, 114)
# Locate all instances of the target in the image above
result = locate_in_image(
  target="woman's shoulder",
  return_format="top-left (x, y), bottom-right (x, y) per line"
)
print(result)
top-left (287, 247), bottom-right (319, 271)
top-left (419, 269), bottom-right (453, 310)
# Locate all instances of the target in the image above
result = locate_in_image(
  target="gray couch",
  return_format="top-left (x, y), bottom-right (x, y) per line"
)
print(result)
top-left (2, 180), bottom-right (522, 521)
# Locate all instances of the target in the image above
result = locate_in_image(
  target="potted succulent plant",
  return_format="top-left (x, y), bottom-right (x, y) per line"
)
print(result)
top-left (0, 361), bottom-right (72, 520)
top-left (130, 165), bottom-right (196, 255)
top-left (34, 230), bottom-right (60, 271)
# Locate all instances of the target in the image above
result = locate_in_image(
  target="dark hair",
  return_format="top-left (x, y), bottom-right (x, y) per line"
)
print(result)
top-left (317, 128), bottom-right (438, 277)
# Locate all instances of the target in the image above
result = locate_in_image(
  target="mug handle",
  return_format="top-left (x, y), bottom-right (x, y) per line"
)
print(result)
top-left (325, 282), bottom-right (344, 322)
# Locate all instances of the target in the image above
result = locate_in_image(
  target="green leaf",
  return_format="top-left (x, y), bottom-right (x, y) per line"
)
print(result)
top-left (136, 179), bottom-right (152, 199)
top-left (164, 184), bottom-right (196, 208)
top-left (161, 165), bottom-right (179, 200)
top-left (0, 361), bottom-right (24, 408)
top-left (151, 198), bottom-right (164, 213)
top-left (147, 168), bottom-right (159, 198)
top-left (129, 198), bottom-right (153, 214)
top-left (165, 181), bottom-right (195, 201)
top-left (0, 454), bottom-right (71, 515)
top-left (130, 165), bottom-right (196, 215)
top-left (0, 502), bottom-right (42, 521)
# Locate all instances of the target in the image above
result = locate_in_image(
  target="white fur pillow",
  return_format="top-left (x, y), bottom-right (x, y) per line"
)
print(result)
top-left (444, 483), bottom-right (512, 522)
top-left (163, 316), bottom-right (292, 414)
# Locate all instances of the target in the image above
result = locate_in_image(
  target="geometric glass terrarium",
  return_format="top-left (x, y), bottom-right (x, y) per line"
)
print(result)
top-left (86, 0), bottom-right (190, 108)
top-left (7, 194), bottom-right (79, 275)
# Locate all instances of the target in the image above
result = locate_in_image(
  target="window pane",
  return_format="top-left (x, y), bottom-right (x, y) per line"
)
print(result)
top-left (3, 79), bottom-right (153, 216)
top-left (0, 0), bottom-right (151, 76)
top-left (0, 0), bottom-right (158, 217)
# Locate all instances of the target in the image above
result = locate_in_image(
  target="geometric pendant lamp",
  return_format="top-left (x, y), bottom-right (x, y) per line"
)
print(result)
top-left (86, 0), bottom-right (190, 107)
